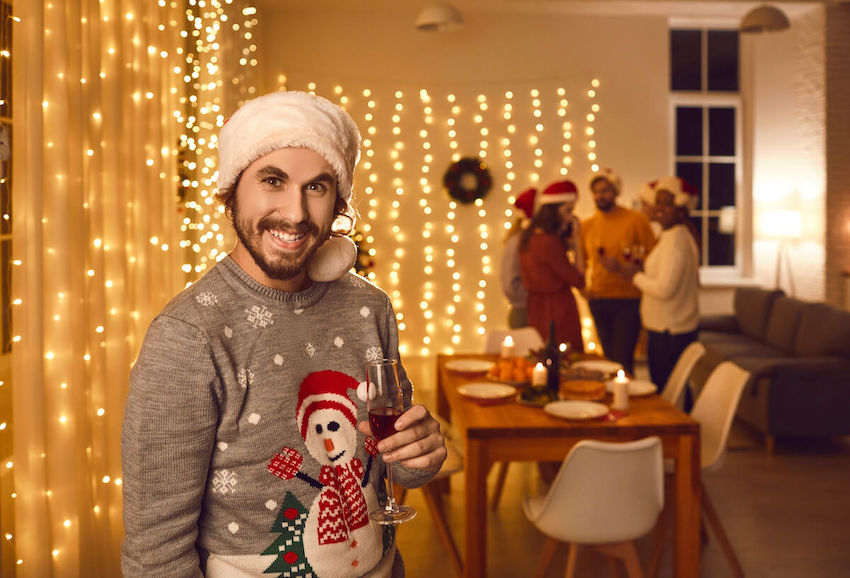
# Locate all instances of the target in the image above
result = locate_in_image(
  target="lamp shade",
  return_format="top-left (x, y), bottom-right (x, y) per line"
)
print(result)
top-left (740, 5), bottom-right (790, 33)
top-left (415, 3), bottom-right (463, 31)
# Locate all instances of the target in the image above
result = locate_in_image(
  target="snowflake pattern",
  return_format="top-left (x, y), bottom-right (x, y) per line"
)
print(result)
top-left (217, 441), bottom-right (229, 451)
top-left (334, 336), bottom-right (344, 348)
top-left (237, 368), bottom-right (255, 389)
top-left (360, 306), bottom-right (370, 318)
top-left (349, 275), bottom-right (366, 288)
top-left (365, 346), bottom-right (383, 363)
top-left (245, 305), bottom-right (274, 328)
top-left (228, 522), bottom-right (239, 534)
top-left (195, 291), bottom-right (218, 307)
top-left (304, 342), bottom-right (316, 358)
top-left (212, 469), bottom-right (238, 494)
top-left (273, 354), bottom-right (284, 366)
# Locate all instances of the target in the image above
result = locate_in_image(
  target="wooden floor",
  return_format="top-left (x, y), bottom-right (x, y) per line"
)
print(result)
top-left (397, 356), bottom-right (850, 578)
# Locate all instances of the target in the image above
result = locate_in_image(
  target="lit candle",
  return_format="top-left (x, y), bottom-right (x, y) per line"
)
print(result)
top-left (612, 369), bottom-right (630, 410)
top-left (532, 362), bottom-right (547, 386)
top-left (501, 335), bottom-right (516, 359)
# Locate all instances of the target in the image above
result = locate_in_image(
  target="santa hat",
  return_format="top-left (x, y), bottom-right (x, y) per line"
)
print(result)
top-left (217, 91), bottom-right (360, 282)
top-left (638, 180), bottom-right (658, 206)
top-left (513, 188), bottom-right (536, 219)
top-left (589, 167), bottom-right (622, 194)
top-left (652, 176), bottom-right (701, 211)
top-left (538, 180), bottom-right (578, 206)
top-left (295, 370), bottom-right (360, 440)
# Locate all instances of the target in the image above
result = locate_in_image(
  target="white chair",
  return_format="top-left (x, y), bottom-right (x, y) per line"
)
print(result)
top-left (660, 341), bottom-right (707, 410)
top-left (484, 326), bottom-right (544, 509)
top-left (484, 326), bottom-right (544, 357)
top-left (523, 437), bottom-right (665, 578)
top-left (649, 361), bottom-right (751, 578)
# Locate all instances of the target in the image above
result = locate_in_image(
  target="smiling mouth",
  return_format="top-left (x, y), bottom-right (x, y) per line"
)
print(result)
top-left (329, 450), bottom-right (345, 462)
top-left (268, 229), bottom-right (306, 243)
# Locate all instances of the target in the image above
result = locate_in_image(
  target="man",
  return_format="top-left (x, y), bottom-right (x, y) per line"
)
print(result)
top-left (122, 91), bottom-right (447, 578)
top-left (581, 168), bottom-right (655, 375)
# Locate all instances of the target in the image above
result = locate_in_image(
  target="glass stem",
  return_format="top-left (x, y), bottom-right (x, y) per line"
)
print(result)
top-left (384, 462), bottom-right (399, 514)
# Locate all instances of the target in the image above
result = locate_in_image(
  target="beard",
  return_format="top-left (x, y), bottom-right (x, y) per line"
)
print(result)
top-left (231, 199), bottom-right (331, 281)
top-left (595, 196), bottom-right (615, 212)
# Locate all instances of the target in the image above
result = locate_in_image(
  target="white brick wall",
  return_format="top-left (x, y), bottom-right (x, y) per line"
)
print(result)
top-left (825, 5), bottom-right (850, 308)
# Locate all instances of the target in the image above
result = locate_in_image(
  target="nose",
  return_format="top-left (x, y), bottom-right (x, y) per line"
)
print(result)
top-left (324, 438), bottom-right (335, 453)
top-left (275, 187), bottom-right (307, 224)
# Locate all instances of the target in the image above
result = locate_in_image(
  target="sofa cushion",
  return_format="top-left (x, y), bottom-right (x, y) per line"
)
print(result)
top-left (734, 287), bottom-right (784, 340)
top-left (794, 303), bottom-right (850, 358)
top-left (763, 297), bottom-right (807, 354)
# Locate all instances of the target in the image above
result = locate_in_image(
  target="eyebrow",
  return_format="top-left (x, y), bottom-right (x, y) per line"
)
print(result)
top-left (254, 166), bottom-right (336, 187)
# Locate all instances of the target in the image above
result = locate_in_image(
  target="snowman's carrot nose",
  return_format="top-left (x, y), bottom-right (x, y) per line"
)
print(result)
top-left (324, 438), bottom-right (335, 452)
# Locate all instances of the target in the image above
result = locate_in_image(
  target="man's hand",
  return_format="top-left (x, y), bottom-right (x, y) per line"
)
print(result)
top-left (358, 404), bottom-right (447, 471)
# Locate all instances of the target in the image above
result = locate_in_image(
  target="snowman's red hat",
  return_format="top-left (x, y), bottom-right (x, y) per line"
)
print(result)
top-left (296, 370), bottom-right (359, 440)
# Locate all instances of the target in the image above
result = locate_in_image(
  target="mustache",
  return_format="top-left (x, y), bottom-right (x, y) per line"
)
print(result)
top-left (257, 214), bottom-right (319, 237)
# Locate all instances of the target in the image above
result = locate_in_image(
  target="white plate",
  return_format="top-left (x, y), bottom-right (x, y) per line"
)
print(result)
top-left (457, 382), bottom-right (517, 401)
top-left (571, 359), bottom-right (624, 374)
top-left (605, 379), bottom-right (657, 396)
top-left (445, 359), bottom-right (496, 373)
top-left (543, 400), bottom-right (609, 421)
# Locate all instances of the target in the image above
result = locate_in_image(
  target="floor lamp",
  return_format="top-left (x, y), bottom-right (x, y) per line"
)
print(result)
top-left (761, 210), bottom-right (802, 297)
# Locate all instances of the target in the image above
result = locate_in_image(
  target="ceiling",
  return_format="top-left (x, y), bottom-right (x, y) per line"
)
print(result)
top-left (255, 0), bottom-right (825, 20)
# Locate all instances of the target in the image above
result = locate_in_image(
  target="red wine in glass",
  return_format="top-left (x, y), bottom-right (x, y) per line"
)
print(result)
top-left (369, 407), bottom-right (401, 441)
top-left (623, 245), bottom-right (633, 262)
top-left (366, 358), bottom-right (416, 525)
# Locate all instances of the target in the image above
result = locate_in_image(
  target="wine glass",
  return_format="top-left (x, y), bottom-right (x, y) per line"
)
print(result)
top-left (366, 358), bottom-right (417, 525)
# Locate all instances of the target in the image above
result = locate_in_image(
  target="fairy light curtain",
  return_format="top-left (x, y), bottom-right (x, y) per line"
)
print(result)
top-left (8, 0), bottom-right (187, 574)
top-left (271, 80), bottom-right (604, 357)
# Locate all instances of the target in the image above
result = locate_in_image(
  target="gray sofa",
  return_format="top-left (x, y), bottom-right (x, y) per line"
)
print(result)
top-left (692, 287), bottom-right (850, 451)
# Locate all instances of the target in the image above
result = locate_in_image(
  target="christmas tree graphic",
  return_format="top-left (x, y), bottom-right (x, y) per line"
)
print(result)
top-left (263, 492), bottom-right (314, 577)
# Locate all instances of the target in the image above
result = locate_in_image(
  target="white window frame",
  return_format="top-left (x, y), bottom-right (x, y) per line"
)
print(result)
top-left (668, 23), bottom-right (753, 285)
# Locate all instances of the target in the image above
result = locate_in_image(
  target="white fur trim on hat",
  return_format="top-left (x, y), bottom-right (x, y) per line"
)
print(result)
top-left (653, 176), bottom-right (700, 211)
top-left (589, 167), bottom-right (622, 194)
top-left (217, 91), bottom-right (361, 201)
top-left (307, 235), bottom-right (358, 282)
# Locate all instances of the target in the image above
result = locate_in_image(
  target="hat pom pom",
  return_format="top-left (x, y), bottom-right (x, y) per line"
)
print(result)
top-left (307, 235), bottom-right (357, 282)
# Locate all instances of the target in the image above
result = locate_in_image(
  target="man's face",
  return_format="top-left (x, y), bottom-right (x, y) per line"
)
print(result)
top-left (230, 147), bottom-right (338, 289)
top-left (591, 178), bottom-right (618, 212)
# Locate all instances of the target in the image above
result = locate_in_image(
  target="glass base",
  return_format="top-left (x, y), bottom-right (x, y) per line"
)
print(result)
top-left (369, 504), bottom-right (417, 525)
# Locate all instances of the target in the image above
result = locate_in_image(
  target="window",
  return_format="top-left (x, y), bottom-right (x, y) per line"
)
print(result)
top-left (670, 28), bottom-right (743, 271)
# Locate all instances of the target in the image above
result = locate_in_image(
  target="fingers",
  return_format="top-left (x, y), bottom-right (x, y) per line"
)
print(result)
top-left (376, 405), bottom-right (447, 470)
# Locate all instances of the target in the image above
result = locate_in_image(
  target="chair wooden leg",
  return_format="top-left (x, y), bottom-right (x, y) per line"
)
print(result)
top-left (595, 542), bottom-right (644, 578)
top-left (565, 543), bottom-right (579, 578)
top-left (647, 506), bottom-right (669, 578)
top-left (533, 537), bottom-right (559, 578)
top-left (421, 484), bottom-right (463, 577)
top-left (701, 482), bottom-right (744, 578)
top-left (620, 541), bottom-right (644, 578)
top-left (490, 461), bottom-right (510, 510)
top-left (765, 434), bottom-right (776, 454)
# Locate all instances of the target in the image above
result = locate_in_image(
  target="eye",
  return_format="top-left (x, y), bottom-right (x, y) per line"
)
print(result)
top-left (262, 176), bottom-right (283, 187)
top-left (305, 182), bottom-right (328, 195)
top-left (328, 421), bottom-right (340, 432)
top-left (315, 424), bottom-right (323, 434)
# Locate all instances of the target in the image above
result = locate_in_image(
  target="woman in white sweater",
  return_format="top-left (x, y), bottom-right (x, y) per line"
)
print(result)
top-left (618, 176), bottom-right (700, 392)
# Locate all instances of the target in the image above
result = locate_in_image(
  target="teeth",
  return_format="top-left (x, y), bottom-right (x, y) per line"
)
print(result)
top-left (269, 230), bottom-right (305, 242)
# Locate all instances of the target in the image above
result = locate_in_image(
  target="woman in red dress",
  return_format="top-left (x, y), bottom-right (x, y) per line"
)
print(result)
top-left (519, 180), bottom-right (586, 353)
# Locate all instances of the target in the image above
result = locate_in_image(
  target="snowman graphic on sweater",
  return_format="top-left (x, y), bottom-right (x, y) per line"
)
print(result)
top-left (267, 370), bottom-right (384, 577)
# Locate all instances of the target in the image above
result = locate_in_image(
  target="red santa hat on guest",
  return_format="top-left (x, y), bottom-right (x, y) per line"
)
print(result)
top-left (513, 188), bottom-right (536, 220)
top-left (538, 180), bottom-right (578, 207)
top-left (589, 167), bottom-right (622, 195)
top-left (639, 179), bottom-right (659, 206)
top-left (652, 176), bottom-right (700, 211)
top-left (295, 370), bottom-right (360, 440)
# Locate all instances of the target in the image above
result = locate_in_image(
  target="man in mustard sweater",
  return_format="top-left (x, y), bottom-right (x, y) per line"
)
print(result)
top-left (581, 169), bottom-right (655, 375)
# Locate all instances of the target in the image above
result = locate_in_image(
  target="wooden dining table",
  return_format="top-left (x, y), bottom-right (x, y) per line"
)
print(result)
top-left (435, 353), bottom-right (701, 578)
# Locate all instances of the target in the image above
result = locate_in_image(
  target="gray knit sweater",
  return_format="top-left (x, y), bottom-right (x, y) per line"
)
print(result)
top-left (122, 257), bottom-right (432, 577)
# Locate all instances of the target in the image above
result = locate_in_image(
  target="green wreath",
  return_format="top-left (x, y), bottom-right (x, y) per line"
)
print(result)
top-left (443, 157), bottom-right (493, 204)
